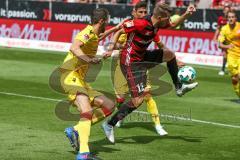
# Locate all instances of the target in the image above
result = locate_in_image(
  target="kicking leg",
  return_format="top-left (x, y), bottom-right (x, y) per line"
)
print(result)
top-left (145, 48), bottom-right (198, 97)
top-left (161, 48), bottom-right (198, 96)
top-left (115, 94), bottom-right (125, 127)
top-left (102, 96), bottom-right (144, 143)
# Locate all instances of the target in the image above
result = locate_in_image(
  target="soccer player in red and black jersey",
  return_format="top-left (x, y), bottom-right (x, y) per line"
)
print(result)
top-left (213, 4), bottom-right (231, 75)
top-left (102, 3), bottom-right (198, 143)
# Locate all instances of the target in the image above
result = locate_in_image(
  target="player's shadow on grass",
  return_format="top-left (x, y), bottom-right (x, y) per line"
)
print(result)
top-left (67, 150), bottom-right (105, 160)
top-left (115, 135), bottom-right (203, 145)
top-left (91, 135), bottom-right (203, 147)
top-left (121, 122), bottom-right (159, 134)
top-left (89, 139), bottom-right (122, 156)
top-left (114, 122), bottom-right (203, 143)
top-left (120, 122), bottom-right (193, 134)
top-left (224, 99), bottom-right (240, 104)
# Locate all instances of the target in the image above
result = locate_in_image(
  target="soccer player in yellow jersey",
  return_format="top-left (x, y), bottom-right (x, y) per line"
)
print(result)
top-left (219, 11), bottom-right (240, 99)
top-left (111, 1), bottom-right (168, 136)
top-left (60, 8), bottom-right (122, 160)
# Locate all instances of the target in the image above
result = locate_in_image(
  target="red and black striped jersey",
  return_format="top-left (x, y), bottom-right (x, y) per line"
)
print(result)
top-left (120, 15), bottom-right (160, 65)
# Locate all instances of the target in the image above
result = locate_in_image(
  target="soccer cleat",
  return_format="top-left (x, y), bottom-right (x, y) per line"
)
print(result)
top-left (115, 120), bottom-right (123, 128)
top-left (76, 152), bottom-right (98, 160)
top-left (218, 70), bottom-right (225, 76)
top-left (176, 82), bottom-right (198, 97)
top-left (64, 127), bottom-right (79, 152)
top-left (155, 125), bottom-right (168, 136)
top-left (101, 121), bottom-right (115, 143)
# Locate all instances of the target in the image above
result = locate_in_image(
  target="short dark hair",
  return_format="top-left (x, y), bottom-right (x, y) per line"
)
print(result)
top-left (91, 8), bottom-right (109, 24)
top-left (153, 3), bottom-right (172, 18)
top-left (227, 10), bottom-right (236, 17)
top-left (134, 1), bottom-right (147, 10)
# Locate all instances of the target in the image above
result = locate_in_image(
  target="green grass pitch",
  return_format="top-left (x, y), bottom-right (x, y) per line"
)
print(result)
top-left (0, 47), bottom-right (240, 160)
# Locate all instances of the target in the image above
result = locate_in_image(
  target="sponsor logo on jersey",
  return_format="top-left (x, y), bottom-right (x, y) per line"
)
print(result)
top-left (83, 34), bottom-right (89, 40)
top-left (125, 21), bottom-right (134, 28)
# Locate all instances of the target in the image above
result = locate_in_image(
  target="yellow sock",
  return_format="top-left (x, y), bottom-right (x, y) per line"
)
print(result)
top-left (145, 96), bottom-right (160, 125)
top-left (74, 120), bottom-right (91, 153)
top-left (233, 82), bottom-right (240, 97)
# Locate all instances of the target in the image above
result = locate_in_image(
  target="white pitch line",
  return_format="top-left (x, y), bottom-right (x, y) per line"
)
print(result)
top-left (134, 111), bottom-right (240, 129)
top-left (1, 91), bottom-right (240, 129)
top-left (0, 91), bottom-right (61, 102)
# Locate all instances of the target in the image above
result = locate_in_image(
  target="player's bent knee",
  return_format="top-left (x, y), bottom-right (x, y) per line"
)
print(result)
top-left (131, 97), bottom-right (144, 107)
top-left (144, 93), bottom-right (152, 101)
top-left (75, 93), bottom-right (92, 112)
top-left (95, 96), bottom-right (115, 110)
top-left (163, 49), bottom-right (175, 62)
top-left (105, 100), bottom-right (115, 110)
top-left (94, 96), bottom-right (104, 106)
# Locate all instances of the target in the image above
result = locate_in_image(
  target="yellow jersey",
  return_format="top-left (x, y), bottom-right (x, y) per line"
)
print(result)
top-left (60, 25), bottom-right (99, 78)
top-left (218, 22), bottom-right (240, 58)
top-left (118, 33), bottom-right (127, 45)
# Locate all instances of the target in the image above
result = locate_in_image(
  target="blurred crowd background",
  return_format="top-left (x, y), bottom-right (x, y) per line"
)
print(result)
top-left (33, 0), bottom-right (240, 9)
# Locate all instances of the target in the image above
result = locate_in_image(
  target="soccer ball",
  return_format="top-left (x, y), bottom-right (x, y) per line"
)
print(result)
top-left (178, 66), bottom-right (196, 83)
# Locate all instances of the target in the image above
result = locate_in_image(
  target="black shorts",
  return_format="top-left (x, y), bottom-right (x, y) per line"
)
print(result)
top-left (144, 49), bottom-right (164, 68)
top-left (120, 63), bottom-right (147, 98)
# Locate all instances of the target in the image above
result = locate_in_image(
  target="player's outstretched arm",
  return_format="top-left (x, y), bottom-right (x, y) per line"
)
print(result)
top-left (99, 18), bottom-right (128, 41)
top-left (99, 25), bottom-right (121, 41)
top-left (169, 4), bottom-right (196, 29)
top-left (103, 28), bottom-right (125, 58)
top-left (70, 39), bottom-right (100, 64)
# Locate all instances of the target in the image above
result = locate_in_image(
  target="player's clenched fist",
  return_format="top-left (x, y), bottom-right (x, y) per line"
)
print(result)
top-left (186, 4), bottom-right (196, 15)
